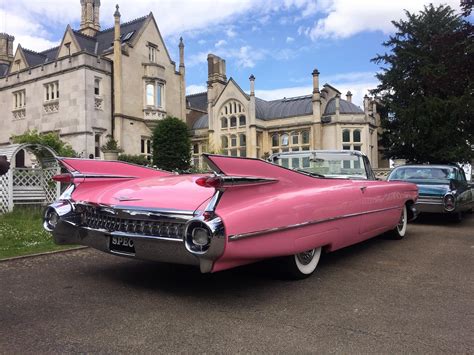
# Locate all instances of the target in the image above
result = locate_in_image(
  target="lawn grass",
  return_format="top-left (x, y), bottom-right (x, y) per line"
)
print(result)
top-left (0, 206), bottom-right (73, 259)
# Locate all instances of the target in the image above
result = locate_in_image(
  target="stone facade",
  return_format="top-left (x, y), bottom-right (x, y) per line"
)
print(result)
top-left (0, 1), bottom-right (185, 160)
top-left (187, 54), bottom-right (381, 168)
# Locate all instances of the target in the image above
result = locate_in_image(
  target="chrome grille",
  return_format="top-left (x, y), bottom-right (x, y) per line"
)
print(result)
top-left (78, 204), bottom-right (186, 239)
top-left (417, 196), bottom-right (443, 204)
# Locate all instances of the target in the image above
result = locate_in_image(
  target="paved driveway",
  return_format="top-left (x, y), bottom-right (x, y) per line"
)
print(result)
top-left (0, 214), bottom-right (473, 353)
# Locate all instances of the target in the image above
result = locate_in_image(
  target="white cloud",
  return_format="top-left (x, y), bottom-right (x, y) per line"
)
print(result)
top-left (305, 0), bottom-right (462, 40)
top-left (286, 36), bottom-right (295, 43)
top-left (1, 0), bottom-right (318, 52)
top-left (186, 84), bottom-right (207, 95)
top-left (215, 39), bottom-right (227, 48)
top-left (225, 27), bottom-right (237, 38)
top-left (186, 51), bottom-right (209, 68)
top-left (198, 39), bottom-right (207, 45)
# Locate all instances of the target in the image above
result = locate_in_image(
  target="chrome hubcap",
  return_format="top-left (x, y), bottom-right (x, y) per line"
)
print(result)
top-left (296, 249), bottom-right (315, 265)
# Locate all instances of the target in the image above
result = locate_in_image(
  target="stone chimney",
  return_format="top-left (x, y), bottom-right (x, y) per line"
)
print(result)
top-left (207, 54), bottom-right (227, 103)
top-left (80, 0), bottom-right (101, 36)
top-left (0, 33), bottom-right (14, 65)
top-left (346, 91), bottom-right (352, 103)
top-left (363, 94), bottom-right (370, 115)
top-left (335, 94), bottom-right (340, 117)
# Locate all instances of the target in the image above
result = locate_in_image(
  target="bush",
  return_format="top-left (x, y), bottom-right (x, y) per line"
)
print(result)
top-left (118, 154), bottom-right (150, 166)
top-left (12, 130), bottom-right (78, 158)
top-left (152, 116), bottom-right (191, 172)
top-left (100, 135), bottom-right (123, 153)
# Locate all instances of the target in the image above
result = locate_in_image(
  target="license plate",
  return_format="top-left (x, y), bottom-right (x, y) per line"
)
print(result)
top-left (110, 236), bottom-right (135, 254)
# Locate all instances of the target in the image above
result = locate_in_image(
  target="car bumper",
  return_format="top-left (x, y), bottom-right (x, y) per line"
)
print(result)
top-left (52, 219), bottom-right (201, 266)
top-left (45, 201), bottom-right (226, 273)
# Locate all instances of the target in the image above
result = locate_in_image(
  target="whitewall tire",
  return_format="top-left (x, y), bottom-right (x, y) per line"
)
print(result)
top-left (283, 247), bottom-right (322, 280)
top-left (389, 204), bottom-right (407, 240)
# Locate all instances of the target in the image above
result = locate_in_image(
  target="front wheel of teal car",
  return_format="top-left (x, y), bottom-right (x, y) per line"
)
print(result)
top-left (282, 247), bottom-right (322, 280)
top-left (389, 205), bottom-right (407, 240)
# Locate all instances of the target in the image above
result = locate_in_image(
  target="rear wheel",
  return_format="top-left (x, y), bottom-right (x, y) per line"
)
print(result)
top-left (282, 247), bottom-right (322, 280)
top-left (388, 204), bottom-right (407, 240)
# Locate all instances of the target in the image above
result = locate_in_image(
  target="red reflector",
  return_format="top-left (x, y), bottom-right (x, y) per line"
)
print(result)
top-left (52, 173), bottom-right (73, 183)
top-left (195, 176), bottom-right (222, 188)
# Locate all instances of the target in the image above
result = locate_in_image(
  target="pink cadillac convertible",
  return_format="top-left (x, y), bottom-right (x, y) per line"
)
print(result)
top-left (44, 151), bottom-right (418, 279)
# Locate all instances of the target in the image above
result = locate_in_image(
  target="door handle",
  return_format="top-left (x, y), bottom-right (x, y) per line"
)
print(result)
top-left (360, 186), bottom-right (367, 192)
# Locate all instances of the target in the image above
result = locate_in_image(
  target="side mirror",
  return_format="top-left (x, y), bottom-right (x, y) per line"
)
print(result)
top-left (0, 155), bottom-right (10, 176)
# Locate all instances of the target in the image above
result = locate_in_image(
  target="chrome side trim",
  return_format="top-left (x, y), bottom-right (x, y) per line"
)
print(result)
top-left (72, 173), bottom-right (138, 179)
top-left (205, 190), bottom-right (223, 212)
top-left (110, 231), bottom-right (184, 242)
top-left (219, 175), bottom-right (278, 187)
top-left (228, 206), bottom-right (401, 241)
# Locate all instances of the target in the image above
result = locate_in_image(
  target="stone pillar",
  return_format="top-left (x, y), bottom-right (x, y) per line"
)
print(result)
top-left (311, 68), bottom-right (322, 149)
top-left (179, 37), bottom-right (186, 120)
top-left (249, 74), bottom-right (257, 158)
top-left (335, 94), bottom-right (340, 118)
top-left (80, 0), bottom-right (100, 36)
top-left (113, 5), bottom-right (123, 145)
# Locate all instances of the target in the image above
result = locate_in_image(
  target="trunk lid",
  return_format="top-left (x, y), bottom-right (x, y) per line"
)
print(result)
top-left (71, 174), bottom-right (214, 212)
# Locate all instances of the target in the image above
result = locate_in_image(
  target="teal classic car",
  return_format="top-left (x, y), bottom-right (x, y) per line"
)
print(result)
top-left (387, 165), bottom-right (473, 221)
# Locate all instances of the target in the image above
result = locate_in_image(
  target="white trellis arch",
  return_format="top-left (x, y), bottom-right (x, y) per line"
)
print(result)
top-left (0, 143), bottom-right (60, 214)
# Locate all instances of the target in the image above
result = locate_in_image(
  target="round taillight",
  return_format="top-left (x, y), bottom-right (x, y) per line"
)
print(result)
top-left (43, 207), bottom-right (60, 232)
top-left (443, 194), bottom-right (455, 212)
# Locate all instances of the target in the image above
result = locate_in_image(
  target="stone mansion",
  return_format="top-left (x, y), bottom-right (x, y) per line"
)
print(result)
top-left (0, 0), bottom-right (383, 168)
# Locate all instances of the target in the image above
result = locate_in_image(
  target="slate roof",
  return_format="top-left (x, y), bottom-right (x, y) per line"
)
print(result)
top-left (186, 92), bottom-right (207, 112)
top-left (0, 15), bottom-right (148, 78)
top-left (95, 16), bottom-right (146, 54)
top-left (323, 97), bottom-right (364, 115)
top-left (23, 49), bottom-right (48, 66)
top-left (255, 95), bottom-right (313, 120)
top-left (192, 114), bottom-right (209, 130)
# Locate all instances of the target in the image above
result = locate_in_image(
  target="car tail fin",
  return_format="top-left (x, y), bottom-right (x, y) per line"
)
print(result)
top-left (203, 154), bottom-right (312, 184)
top-left (58, 158), bottom-right (172, 179)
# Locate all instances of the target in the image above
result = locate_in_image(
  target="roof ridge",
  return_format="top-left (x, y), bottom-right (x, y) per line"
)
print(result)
top-left (72, 30), bottom-right (97, 40)
top-left (186, 92), bottom-right (207, 97)
top-left (22, 48), bottom-right (47, 57)
top-left (99, 15), bottom-right (148, 34)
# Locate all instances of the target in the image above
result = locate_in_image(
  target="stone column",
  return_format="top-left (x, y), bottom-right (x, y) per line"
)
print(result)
top-left (248, 74), bottom-right (257, 158)
top-left (113, 5), bottom-right (123, 146)
top-left (312, 69), bottom-right (322, 149)
top-left (179, 37), bottom-right (186, 120)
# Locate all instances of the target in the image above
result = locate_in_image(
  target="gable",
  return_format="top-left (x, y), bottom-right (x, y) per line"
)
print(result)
top-left (11, 46), bottom-right (28, 72)
top-left (57, 26), bottom-right (82, 58)
top-left (214, 78), bottom-right (249, 110)
top-left (130, 13), bottom-right (174, 65)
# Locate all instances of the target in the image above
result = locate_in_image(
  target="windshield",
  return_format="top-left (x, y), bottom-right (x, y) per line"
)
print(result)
top-left (389, 167), bottom-right (455, 180)
top-left (272, 151), bottom-right (368, 179)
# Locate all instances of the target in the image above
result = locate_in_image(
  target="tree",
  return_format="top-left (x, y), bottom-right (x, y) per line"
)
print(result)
top-left (12, 130), bottom-right (78, 158)
top-left (152, 116), bottom-right (191, 171)
top-left (371, 4), bottom-right (473, 164)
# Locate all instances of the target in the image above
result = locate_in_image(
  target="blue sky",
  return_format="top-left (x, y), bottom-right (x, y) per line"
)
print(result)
top-left (0, 0), bottom-right (465, 106)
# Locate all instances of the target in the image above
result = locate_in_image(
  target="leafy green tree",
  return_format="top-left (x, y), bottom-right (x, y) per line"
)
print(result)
top-left (371, 4), bottom-right (473, 164)
top-left (152, 116), bottom-right (191, 171)
top-left (12, 130), bottom-right (78, 158)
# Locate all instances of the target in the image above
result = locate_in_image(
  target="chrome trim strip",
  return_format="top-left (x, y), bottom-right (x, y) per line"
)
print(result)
top-left (219, 175), bottom-right (278, 187)
top-left (110, 231), bottom-right (184, 242)
top-left (72, 173), bottom-right (138, 179)
top-left (228, 206), bottom-right (401, 241)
